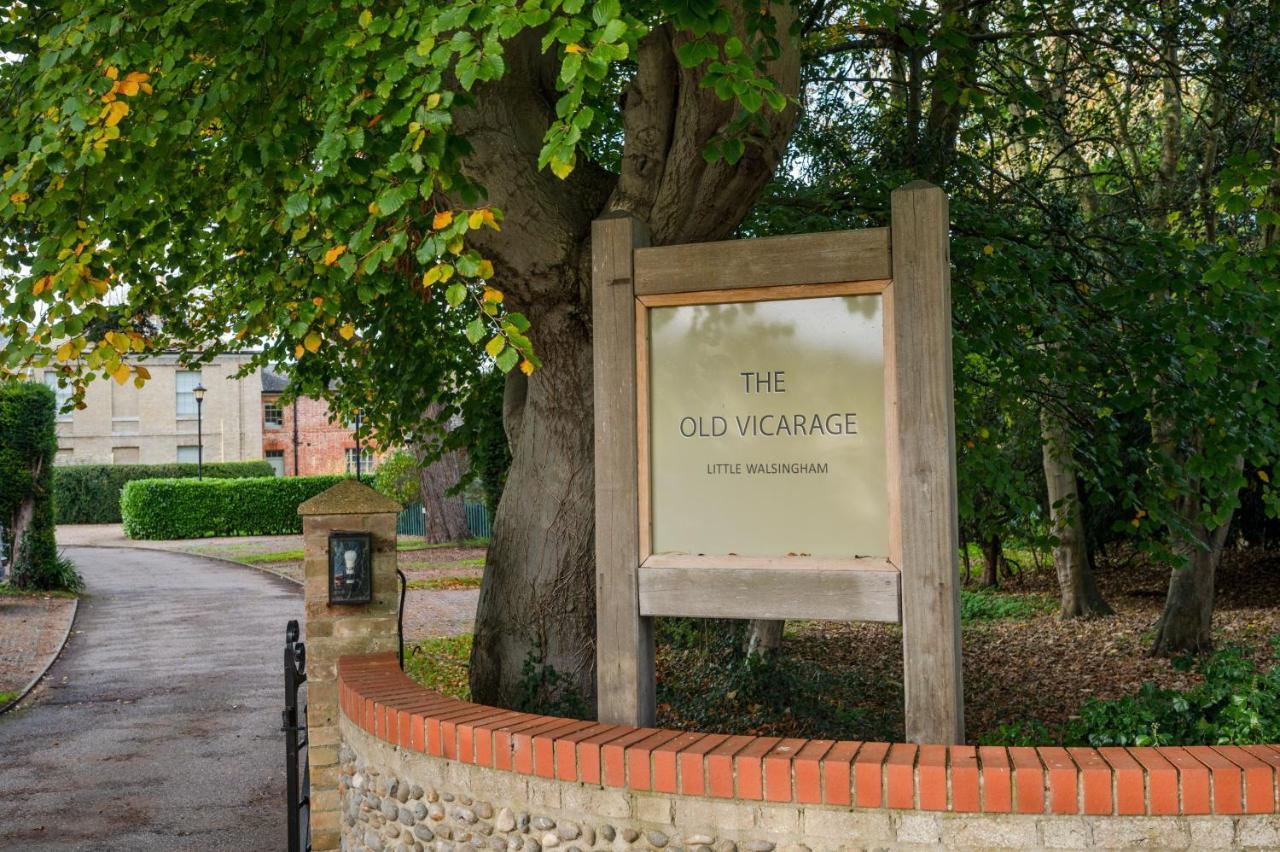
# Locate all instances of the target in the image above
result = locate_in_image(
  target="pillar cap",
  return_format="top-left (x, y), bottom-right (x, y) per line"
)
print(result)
top-left (298, 478), bottom-right (402, 516)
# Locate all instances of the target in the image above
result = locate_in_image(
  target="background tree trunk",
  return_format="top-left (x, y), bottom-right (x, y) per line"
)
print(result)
top-left (743, 620), bottom-right (784, 659)
top-left (1040, 410), bottom-right (1112, 618)
top-left (981, 534), bottom-right (1001, 588)
top-left (1150, 505), bottom-right (1230, 656)
top-left (416, 447), bottom-right (470, 544)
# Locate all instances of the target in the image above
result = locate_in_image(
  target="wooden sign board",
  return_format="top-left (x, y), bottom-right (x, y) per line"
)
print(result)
top-left (592, 182), bottom-right (963, 744)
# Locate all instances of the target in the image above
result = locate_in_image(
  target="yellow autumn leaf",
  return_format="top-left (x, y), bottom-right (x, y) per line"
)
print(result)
top-left (135, 365), bottom-right (151, 381)
top-left (294, 344), bottom-right (305, 359)
top-left (112, 364), bottom-right (131, 385)
top-left (9, 191), bottom-right (28, 204)
top-left (339, 323), bottom-right (356, 340)
top-left (982, 244), bottom-right (994, 255)
top-left (323, 245), bottom-right (346, 265)
top-left (125, 71), bottom-right (150, 84)
top-left (438, 264), bottom-right (454, 283)
top-left (119, 79), bottom-right (140, 97)
top-left (519, 359), bottom-right (534, 376)
top-left (482, 287), bottom-right (503, 303)
top-left (468, 210), bottom-right (484, 229)
top-left (368, 201), bottom-right (380, 215)
top-left (477, 260), bottom-right (495, 279)
top-left (103, 100), bottom-right (129, 127)
top-left (484, 336), bottom-right (505, 358)
top-left (423, 266), bottom-right (442, 287)
top-left (481, 209), bottom-right (501, 231)
top-left (56, 342), bottom-right (73, 362)
top-left (105, 66), bottom-right (119, 80)
top-left (426, 93), bottom-right (442, 109)
top-left (1261, 470), bottom-right (1271, 483)
top-left (433, 210), bottom-right (453, 230)
top-left (312, 296), bottom-right (325, 307)
top-left (304, 331), bottom-right (322, 353)
top-left (565, 43), bottom-right (586, 54)
top-left (549, 155), bottom-right (574, 180)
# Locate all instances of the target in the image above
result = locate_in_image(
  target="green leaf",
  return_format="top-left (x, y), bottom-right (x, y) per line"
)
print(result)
top-left (465, 318), bottom-right (485, 343)
top-left (284, 193), bottom-right (309, 218)
top-left (445, 283), bottom-right (467, 308)
top-left (495, 346), bottom-right (520, 373)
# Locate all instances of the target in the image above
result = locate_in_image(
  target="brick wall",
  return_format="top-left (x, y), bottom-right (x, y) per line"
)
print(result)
top-left (335, 653), bottom-right (1280, 850)
top-left (262, 393), bottom-right (382, 476)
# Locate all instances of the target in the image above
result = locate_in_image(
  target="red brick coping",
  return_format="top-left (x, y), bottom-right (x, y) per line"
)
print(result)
top-left (339, 652), bottom-right (1280, 817)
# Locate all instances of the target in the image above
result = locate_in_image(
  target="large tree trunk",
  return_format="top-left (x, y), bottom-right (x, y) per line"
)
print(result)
top-left (461, 18), bottom-right (800, 711)
top-left (1040, 410), bottom-right (1112, 618)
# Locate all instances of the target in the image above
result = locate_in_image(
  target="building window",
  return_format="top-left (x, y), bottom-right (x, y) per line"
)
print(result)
top-left (176, 370), bottom-right (202, 418)
top-left (177, 445), bottom-right (201, 464)
top-left (43, 373), bottom-right (73, 420)
top-left (345, 447), bottom-right (375, 475)
top-left (265, 449), bottom-right (285, 477)
top-left (264, 400), bottom-right (284, 429)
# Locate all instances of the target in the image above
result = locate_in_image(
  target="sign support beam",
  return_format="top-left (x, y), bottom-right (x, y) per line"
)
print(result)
top-left (592, 212), bottom-right (656, 726)
top-left (891, 181), bottom-right (965, 744)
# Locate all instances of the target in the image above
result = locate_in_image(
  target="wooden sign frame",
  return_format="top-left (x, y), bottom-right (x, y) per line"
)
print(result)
top-left (592, 181), bottom-right (963, 744)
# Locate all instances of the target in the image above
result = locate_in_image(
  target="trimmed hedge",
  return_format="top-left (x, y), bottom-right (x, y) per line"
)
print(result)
top-left (55, 461), bottom-right (275, 524)
top-left (121, 475), bottom-right (346, 539)
top-left (1, 383), bottom-right (70, 589)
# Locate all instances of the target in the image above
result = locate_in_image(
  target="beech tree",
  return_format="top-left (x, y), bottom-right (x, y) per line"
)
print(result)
top-left (0, 0), bottom-right (798, 708)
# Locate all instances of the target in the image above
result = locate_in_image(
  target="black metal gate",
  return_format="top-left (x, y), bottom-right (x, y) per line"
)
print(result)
top-left (283, 619), bottom-right (311, 852)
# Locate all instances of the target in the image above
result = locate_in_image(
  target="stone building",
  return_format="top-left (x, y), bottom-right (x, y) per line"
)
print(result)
top-left (260, 370), bottom-right (378, 476)
top-left (35, 352), bottom-right (264, 466)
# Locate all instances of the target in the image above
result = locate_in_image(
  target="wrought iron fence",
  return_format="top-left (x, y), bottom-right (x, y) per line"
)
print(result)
top-left (395, 502), bottom-right (491, 539)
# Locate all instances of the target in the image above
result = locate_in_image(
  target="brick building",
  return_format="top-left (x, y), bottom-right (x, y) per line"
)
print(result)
top-left (260, 370), bottom-right (378, 476)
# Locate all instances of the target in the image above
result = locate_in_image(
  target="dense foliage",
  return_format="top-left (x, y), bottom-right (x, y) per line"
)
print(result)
top-left (55, 461), bottom-right (275, 524)
top-left (372, 450), bottom-right (421, 506)
top-left (0, 381), bottom-right (76, 590)
top-left (120, 475), bottom-right (346, 539)
top-left (988, 638), bottom-right (1280, 747)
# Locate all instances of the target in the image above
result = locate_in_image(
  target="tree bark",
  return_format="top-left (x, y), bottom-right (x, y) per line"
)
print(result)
top-left (743, 619), bottom-right (784, 659)
top-left (981, 534), bottom-right (1001, 588)
top-left (1040, 409), bottom-right (1112, 618)
top-left (416, 446), bottom-right (470, 544)
top-left (1150, 494), bottom-right (1232, 656)
top-left (460, 16), bottom-right (800, 711)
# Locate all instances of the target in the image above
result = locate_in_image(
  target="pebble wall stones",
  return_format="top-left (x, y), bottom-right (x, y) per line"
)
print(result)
top-left (495, 808), bottom-right (516, 832)
top-left (411, 786), bottom-right (425, 800)
top-left (647, 831), bottom-right (670, 848)
top-left (531, 816), bottom-right (556, 831)
top-left (557, 823), bottom-right (581, 841)
top-left (599, 825), bottom-right (616, 843)
top-left (622, 829), bottom-right (640, 843)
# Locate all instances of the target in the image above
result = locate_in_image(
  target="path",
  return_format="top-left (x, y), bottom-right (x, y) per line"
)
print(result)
top-left (0, 547), bottom-right (301, 851)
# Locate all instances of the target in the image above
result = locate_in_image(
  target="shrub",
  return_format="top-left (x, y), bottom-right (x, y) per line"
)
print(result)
top-left (373, 450), bottom-right (421, 505)
top-left (1065, 640), bottom-right (1280, 747)
top-left (1, 383), bottom-right (78, 590)
top-left (54, 460), bottom-right (274, 524)
top-left (120, 475), bottom-right (346, 539)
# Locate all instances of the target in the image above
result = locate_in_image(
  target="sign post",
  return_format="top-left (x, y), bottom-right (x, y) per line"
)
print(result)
top-left (592, 181), bottom-right (963, 744)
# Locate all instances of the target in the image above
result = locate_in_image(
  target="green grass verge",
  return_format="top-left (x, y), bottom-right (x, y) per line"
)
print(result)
top-left (404, 635), bottom-right (472, 700)
top-left (960, 589), bottom-right (1056, 622)
top-left (406, 575), bottom-right (483, 591)
top-left (0, 690), bottom-right (18, 706)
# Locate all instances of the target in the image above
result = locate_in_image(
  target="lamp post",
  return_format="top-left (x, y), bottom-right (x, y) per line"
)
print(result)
top-left (193, 383), bottom-right (206, 480)
top-left (353, 410), bottom-right (363, 480)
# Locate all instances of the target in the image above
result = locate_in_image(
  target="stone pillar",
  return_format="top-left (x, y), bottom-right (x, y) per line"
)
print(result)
top-left (298, 479), bottom-right (402, 851)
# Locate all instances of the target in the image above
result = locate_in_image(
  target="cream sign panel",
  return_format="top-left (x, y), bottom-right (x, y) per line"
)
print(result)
top-left (648, 293), bottom-right (889, 559)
